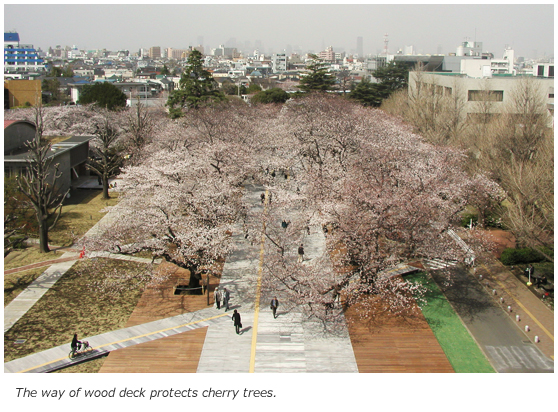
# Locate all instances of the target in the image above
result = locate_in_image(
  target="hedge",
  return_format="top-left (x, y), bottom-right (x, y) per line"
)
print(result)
top-left (500, 247), bottom-right (552, 266)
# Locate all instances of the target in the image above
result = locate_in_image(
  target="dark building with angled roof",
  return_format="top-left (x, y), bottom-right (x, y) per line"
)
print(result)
top-left (4, 120), bottom-right (93, 193)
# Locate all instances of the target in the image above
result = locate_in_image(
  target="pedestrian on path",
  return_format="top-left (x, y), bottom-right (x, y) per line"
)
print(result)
top-left (223, 287), bottom-right (230, 311)
top-left (270, 296), bottom-right (279, 318)
top-left (261, 193), bottom-right (265, 204)
top-left (214, 287), bottom-right (221, 310)
top-left (232, 310), bottom-right (242, 334)
top-left (297, 244), bottom-right (304, 263)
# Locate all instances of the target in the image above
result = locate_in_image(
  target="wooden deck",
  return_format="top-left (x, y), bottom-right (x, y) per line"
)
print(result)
top-left (345, 293), bottom-right (455, 373)
top-left (99, 261), bottom-right (221, 373)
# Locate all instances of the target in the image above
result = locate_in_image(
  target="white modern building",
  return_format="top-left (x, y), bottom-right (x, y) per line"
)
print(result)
top-left (408, 71), bottom-right (554, 123)
top-left (272, 53), bottom-right (287, 73)
top-left (4, 32), bottom-right (47, 75)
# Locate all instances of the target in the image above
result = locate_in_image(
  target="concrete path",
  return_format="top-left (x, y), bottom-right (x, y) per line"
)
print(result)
top-left (197, 183), bottom-right (358, 373)
top-left (4, 252), bottom-right (78, 333)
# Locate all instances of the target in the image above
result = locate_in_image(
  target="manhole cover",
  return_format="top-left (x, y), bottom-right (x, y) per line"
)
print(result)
top-left (14, 339), bottom-right (26, 344)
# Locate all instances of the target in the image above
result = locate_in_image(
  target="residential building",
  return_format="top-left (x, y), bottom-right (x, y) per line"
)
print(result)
top-left (149, 46), bottom-right (161, 59)
top-left (4, 79), bottom-right (41, 108)
top-left (318, 46), bottom-right (335, 63)
top-left (272, 53), bottom-right (287, 73)
top-left (4, 32), bottom-right (47, 75)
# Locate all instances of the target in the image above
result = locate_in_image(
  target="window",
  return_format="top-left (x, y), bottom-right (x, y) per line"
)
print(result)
top-left (549, 66), bottom-right (554, 77)
top-left (468, 90), bottom-right (504, 102)
top-left (549, 94), bottom-right (554, 99)
top-left (538, 66), bottom-right (545, 76)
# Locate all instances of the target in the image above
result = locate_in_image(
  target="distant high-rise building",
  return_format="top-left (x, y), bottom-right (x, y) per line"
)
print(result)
top-left (149, 46), bottom-right (161, 59)
top-left (356, 36), bottom-right (363, 56)
top-left (404, 45), bottom-right (415, 55)
top-left (255, 40), bottom-right (263, 54)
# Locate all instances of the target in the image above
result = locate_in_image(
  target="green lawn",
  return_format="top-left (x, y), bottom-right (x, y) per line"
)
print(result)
top-left (4, 258), bottom-right (149, 363)
top-left (407, 272), bottom-right (495, 373)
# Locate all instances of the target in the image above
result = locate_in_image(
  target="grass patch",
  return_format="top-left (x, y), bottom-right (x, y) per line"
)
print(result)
top-left (4, 247), bottom-right (65, 270)
top-left (4, 258), bottom-right (149, 363)
top-left (48, 190), bottom-right (119, 246)
top-left (4, 268), bottom-right (46, 307)
top-left (407, 272), bottom-right (495, 373)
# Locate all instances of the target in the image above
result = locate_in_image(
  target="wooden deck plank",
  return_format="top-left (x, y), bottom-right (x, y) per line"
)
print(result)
top-left (99, 262), bottom-right (221, 373)
top-left (345, 294), bottom-right (455, 373)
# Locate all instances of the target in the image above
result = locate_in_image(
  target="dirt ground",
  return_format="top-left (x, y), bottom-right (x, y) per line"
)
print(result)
top-left (481, 229), bottom-right (516, 258)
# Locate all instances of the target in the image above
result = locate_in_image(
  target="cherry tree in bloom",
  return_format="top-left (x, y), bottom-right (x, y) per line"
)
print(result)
top-left (255, 95), bottom-right (499, 322)
top-left (83, 133), bottom-right (245, 292)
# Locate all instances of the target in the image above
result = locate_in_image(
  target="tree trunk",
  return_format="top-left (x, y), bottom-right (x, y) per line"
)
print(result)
top-left (187, 273), bottom-right (202, 294)
top-left (38, 218), bottom-right (50, 253)
top-left (102, 174), bottom-right (110, 199)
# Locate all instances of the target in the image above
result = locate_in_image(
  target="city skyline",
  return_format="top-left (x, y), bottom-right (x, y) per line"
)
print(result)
top-left (4, 3), bottom-right (554, 59)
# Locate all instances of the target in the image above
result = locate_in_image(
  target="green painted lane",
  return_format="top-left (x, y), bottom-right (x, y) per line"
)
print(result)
top-left (407, 272), bottom-right (495, 373)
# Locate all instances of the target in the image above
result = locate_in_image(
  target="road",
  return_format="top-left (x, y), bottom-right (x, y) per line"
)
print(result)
top-left (431, 267), bottom-right (553, 373)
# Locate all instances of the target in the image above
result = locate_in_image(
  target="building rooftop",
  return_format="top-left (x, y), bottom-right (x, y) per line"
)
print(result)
top-left (5, 135), bottom-right (94, 162)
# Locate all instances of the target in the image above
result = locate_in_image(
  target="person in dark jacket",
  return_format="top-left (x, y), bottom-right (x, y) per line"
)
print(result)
top-left (71, 333), bottom-right (82, 351)
top-left (270, 297), bottom-right (279, 318)
top-left (297, 244), bottom-right (304, 263)
top-left (232, 310), bottom-right (242, 334)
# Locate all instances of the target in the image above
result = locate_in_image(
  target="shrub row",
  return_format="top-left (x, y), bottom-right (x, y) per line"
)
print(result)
top-left (500, 247), bottom-right (553, 266)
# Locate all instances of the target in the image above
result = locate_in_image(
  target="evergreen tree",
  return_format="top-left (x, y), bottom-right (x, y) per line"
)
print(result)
top-left (251, 88), bottom-right (290, 104)
top-left (78, 82), bottom-right (127, 110)
top-left (372, 61), bottom-right (410, 95)
top-left (297, 54), bottom-right (336, 93)
top-left (349, 80), bottom-right (384, 107)
top-left (166, 50), bottom-right (226, 117)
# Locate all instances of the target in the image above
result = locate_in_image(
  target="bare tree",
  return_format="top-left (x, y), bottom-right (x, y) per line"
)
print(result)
top-left (87, 115), bottom-right (123, 199)
top-left (123, 100), bottom-right (156, 162)
top-left (16, 105), bottom-right (69, 253)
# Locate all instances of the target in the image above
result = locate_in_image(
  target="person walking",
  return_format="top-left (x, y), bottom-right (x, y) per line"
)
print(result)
top-left (214, 287), bottom-right (221, 310)
top-left (223, 287), bottom-right (230, 311)
top-left (270, 296), bottom-right (279, 318)
top-left (232, 310), bottom-right (242, 334)
top-left (297, 244), bottom-right (304, 263)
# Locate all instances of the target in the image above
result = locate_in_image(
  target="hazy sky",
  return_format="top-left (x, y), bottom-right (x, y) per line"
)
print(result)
top-left (4, 3), bottom-right (554, 59)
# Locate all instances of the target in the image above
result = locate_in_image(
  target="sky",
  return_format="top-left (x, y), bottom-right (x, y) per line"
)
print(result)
top-left (4, 3), bottom-right (555, 59)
